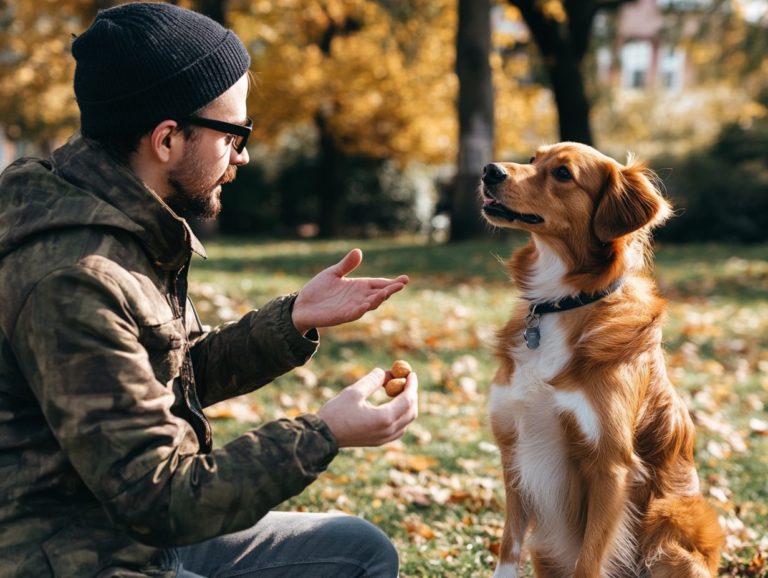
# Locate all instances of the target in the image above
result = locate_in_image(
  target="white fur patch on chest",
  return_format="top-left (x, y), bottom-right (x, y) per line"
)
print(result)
top-left (492, 563), bottom-right (518, 578)
top-left (490, 314), bottom-right (603, 561)
top-left (490, 317), bottom-right (577, 555)
top-left (497, 239), bottom-right (603, 449)
top-left (525, 238), bottom-right (575, 302)
top-left (552, 389), bottom-right (601, 445)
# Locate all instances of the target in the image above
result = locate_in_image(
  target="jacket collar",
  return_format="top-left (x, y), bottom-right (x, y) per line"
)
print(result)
top-left (51, 136), bottom-right (206, 269)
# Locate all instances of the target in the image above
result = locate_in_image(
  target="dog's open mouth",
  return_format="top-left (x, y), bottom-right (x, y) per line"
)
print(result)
top-left (482, 198), bottom-right (544, 224)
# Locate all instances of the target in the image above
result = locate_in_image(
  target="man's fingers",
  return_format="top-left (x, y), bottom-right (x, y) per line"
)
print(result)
top-left (368, 275), bottom-right (410, 289)
top-left (377, 376), bottom-right (418, 444)
top-left (381, 373), bottom-right (418, 420)
top-left (349, 368), bottom-right (387, 398)
top-left (383, 282), bottom-right (407, 298)
top-left (333, 248), bottom-right (363, 278)
top-left (358, 283), bottom-right (407, 314)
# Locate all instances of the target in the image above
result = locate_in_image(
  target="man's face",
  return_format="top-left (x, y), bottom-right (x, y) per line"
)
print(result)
top-left (165, 140), bottom-right (237, 221)
top-left (164, 74), bottom-right (250, 221)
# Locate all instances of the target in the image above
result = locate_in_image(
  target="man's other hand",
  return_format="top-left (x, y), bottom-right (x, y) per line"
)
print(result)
top-left (317, 368), bottom-right (418, 448)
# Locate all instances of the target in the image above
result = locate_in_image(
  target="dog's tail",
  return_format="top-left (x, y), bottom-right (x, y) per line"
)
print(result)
top-left (641, 495), bottom-right (724, 578)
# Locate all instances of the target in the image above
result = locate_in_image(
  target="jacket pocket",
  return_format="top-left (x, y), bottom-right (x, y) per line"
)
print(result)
top-left (138, 317), bottom-right (186, 386)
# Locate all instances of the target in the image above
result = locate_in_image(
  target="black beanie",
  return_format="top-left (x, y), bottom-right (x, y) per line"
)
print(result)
top-left (72, 2), bottom-right (250, 138)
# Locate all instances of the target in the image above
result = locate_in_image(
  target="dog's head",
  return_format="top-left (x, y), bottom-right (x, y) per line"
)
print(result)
top-left (480, 142), bottom-right (671, 245)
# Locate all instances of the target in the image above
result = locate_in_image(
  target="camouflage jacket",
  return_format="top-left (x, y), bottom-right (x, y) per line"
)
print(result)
top-left (0, 137), bottom-right (338, 577)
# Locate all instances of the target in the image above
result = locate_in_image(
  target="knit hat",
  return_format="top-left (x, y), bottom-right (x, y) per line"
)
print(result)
top-left (72, 2), bottom-right (250, 138)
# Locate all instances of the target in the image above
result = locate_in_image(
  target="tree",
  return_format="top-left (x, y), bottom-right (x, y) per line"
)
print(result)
top-left (0, 0), bottom-right (550, 239)
top-left (451, 0), bottom-right (494, 240)
top-left (507, 0), bottom-right (634, 145)
top-left (0, 1), bottom-right (105, 150)
top-left (232, 0), bottom-right (457, 237)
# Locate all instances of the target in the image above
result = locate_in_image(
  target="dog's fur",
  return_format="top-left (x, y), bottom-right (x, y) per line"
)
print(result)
top-left (480, 142), bottom-right (723, 578)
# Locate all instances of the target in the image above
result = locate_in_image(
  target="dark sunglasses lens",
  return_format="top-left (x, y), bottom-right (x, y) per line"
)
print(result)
top-left (234, 134), bottom-right (248, 154)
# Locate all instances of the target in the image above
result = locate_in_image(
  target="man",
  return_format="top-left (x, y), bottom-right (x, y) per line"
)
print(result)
top-left (0, 3), bottom-right (418, 577)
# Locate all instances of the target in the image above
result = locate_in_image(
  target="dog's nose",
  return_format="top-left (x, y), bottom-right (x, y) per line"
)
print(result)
top-left (482, 163), bottom-right (507, 185)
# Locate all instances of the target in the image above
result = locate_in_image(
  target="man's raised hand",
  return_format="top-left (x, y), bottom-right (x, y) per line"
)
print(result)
top-left (291, 249), bottom-right (408, 335)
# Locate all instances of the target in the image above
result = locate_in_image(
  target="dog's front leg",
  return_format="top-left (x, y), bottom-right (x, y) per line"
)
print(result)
top-left (493, 446), bottom-right (529, 578)
top-left (573, 464), bottom-right (629, 578)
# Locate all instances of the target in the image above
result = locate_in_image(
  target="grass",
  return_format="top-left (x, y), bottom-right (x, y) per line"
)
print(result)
top-left (190, 235), bottom-right (768, 577)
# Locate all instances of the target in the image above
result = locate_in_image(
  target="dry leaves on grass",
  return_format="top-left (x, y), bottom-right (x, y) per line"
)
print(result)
top-left (191, 275), bottom-right (768, 575)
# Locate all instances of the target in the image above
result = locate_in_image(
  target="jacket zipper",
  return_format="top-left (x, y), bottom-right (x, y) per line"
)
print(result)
top-left (172, 261), bottom-right (213, 452)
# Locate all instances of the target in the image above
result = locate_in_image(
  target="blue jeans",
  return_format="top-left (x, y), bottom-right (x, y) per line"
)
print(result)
top-left (164, 511), bottom-right (399, 578)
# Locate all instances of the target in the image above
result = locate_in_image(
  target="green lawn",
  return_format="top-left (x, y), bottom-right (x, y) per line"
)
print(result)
top-left (190, 236), bottom-right (768, 578)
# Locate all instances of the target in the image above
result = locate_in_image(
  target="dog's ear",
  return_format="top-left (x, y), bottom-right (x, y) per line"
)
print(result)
top-left (593, 160), bottom-right (671, 242)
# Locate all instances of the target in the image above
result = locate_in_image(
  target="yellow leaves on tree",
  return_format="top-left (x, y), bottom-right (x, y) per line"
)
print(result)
top-left (0, 0), bottom-right (96, 144)
top-left (0, 0), bottom-right (546, 160)
top-left (232, 0), bottom-right (459, 165)
top-left (536, 0), bottom-right (567, 23)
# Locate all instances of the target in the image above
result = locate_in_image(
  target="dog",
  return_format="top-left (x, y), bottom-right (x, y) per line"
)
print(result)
top-left (480, 142), bottom-right (723, 578)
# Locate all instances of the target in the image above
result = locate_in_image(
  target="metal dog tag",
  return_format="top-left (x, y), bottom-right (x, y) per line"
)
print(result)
top-left (523, 310), bottom-right (541, 349)
top-left (523, 325), bottom-right (540, 349)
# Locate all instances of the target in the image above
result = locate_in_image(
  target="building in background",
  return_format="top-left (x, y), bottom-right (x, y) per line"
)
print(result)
top-left (595, 0), bottom-right (701, 92)
top-left (597, 0), bottom-right (765, 93)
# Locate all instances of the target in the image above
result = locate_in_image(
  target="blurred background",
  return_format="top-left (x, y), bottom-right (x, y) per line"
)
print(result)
top-left (0, 0), bottom-right (766, 244)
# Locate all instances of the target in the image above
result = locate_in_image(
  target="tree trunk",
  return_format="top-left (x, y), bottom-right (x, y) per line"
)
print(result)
top-left (510, 0), bottom-right (593, 145)
top-left (451, 0), bottom-right (494, 241)
top-left (315, 111), bottom-right (343, 238)
top-left (511, 0), bottom-right (635, 145)
top-left (548, 47), bottom-right (593, 144)
top-left (309, 10), bottom-right (364, 239)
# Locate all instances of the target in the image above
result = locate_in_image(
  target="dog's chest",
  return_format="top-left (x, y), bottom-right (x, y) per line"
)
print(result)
top-left (490, 315), bottom-right (600, 519)
top-left (491, 314), bottom-right (572, 418)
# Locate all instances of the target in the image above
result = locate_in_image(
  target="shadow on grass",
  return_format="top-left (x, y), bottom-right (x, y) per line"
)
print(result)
top-left (195, 237), bottom-right (768, 300)
top-left (194, 236), bottom-right (524, 283)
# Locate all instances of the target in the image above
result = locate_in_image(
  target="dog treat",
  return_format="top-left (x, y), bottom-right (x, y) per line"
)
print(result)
top-left (390, 359), bottom-right (412, 379)
top-left (384, 360), bottom-right (412, 396)
top-left (384, 377), bottom-right (407, 397)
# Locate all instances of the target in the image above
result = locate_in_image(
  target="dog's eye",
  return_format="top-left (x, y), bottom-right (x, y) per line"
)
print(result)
top-left (529, 156), bottom-right (536, 164)
top-left (554, 166), bottom-right (572, 181)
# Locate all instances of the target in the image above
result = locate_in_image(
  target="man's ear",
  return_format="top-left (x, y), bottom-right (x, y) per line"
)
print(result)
top-left (147, 120), bottom-right (182, 163)
top-left (593, 160), bottom-right (672, 243)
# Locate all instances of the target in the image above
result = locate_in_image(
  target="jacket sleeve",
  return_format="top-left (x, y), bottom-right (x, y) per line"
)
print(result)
top-left (189, 293), bottom-right (319, 407)
top-left (12, 265), bottom-right (338, 547)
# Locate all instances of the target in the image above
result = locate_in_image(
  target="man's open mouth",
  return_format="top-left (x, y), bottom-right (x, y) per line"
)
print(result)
top-left (482, 198), bottom-right (544, 224)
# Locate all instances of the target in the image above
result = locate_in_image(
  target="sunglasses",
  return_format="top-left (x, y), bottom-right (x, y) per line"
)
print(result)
top-left (178, 116), bottom-right (253, 154)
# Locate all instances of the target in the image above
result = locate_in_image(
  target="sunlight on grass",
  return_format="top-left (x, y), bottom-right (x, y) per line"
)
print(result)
top-left (192, 236), bottom-right (768, 577)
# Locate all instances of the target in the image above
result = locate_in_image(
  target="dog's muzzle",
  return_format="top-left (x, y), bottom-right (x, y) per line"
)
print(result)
top-left (482, 163), bottom-right (508, 185)
top-left (480, 164), bottom-right (544, 225)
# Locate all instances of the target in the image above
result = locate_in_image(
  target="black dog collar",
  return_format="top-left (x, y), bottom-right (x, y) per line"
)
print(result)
top-left (523, 279), bottom-right (624, 349)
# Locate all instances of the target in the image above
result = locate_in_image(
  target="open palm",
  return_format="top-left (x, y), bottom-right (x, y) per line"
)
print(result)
top-left (291, 249), bottom-right (408, 335)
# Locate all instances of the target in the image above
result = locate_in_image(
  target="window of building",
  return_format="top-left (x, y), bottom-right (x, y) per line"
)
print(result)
top-left (621, 40), bottom-right (653, 89)
top-left (659, 45), bottom-right (686, 90)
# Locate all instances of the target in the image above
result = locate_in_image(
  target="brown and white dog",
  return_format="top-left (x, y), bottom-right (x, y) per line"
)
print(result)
top-left (480, 142), bottom-right (723, 578)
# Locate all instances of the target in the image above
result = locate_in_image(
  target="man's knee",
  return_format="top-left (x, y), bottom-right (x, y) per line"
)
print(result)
top-left (324, 515), bottom-right (399, 576)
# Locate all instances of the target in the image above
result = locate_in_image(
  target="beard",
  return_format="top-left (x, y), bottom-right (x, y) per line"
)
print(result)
top-left (165, 157), bottom-right (238, 221)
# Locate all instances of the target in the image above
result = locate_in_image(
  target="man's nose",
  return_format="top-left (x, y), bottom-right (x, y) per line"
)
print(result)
top-left (231, 146), bottom-right (249, 166)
